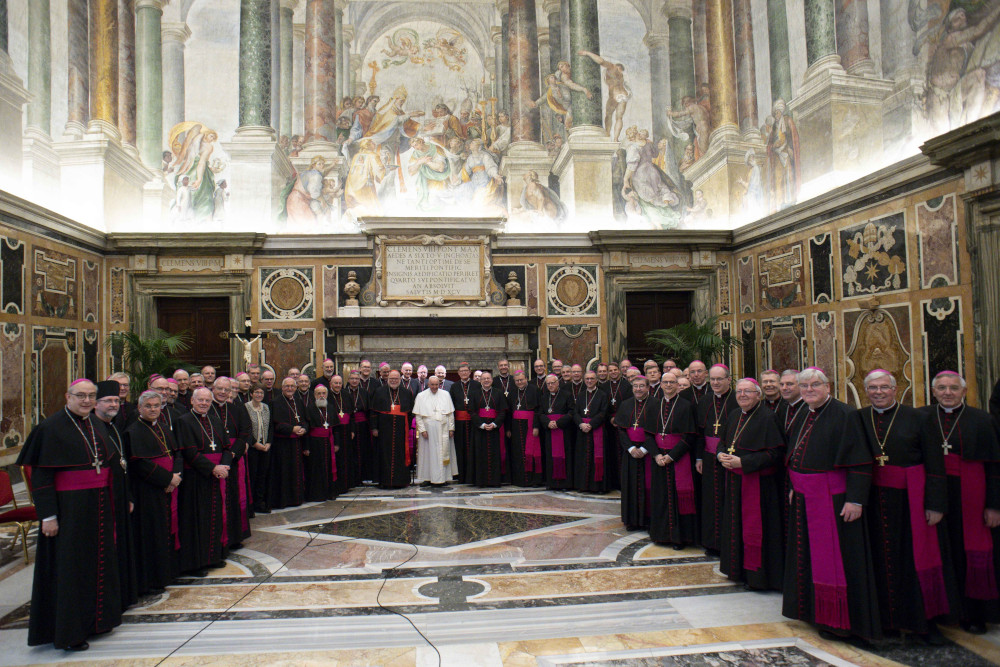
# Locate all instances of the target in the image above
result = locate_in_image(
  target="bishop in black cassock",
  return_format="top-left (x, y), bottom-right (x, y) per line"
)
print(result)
top-left (614, 377), bottom-right (655, 530)
top-left (269, 380), bottom-right (307, 508)
top-left (696, 369), bottom-right (739, 554)
top-left (371, 372), bottom-right (415, 489)
top-left (507, 374), bottom-right (543, 487)
top-left (304, 384), bottom-right (339, 501)
top-left (537, 376), bottom-right (575, 491)
top-left (450, 368), bottom-right (481, 484)
top-left (210, 379), bottom-right (252, 547)
top-left (471, 372), bottom-right (508, 487)
top-left (573, 373), bottom-right (610, 493)
top-left (329, 376), bottom-right (358, 492)
top-left (602, 370), bottom-right (631, 491)
top-left (346, 374), bottom-right (373, 484)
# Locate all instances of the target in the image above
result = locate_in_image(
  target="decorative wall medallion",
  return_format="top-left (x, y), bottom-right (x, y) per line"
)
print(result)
top-left (718, 260), bottom-right (731, 315)
top-left (915, 194), bottom-right (959, 289)
top-left (809, 233), bottom-right (834, 304)
top-left (260, 267), bottom-right (314, 320)
top-left (546, 265), bottom-right (598, 317)
top-left (1, 236), bottom-right (25, 315)
top-left (758, 243), bottom-right (805, 311)
top-left (840, 212), bottom-right (908, 297)
top-left (83, 329), bottom-right (99, 382)
top-left (110, 266), bottom-right (125, 324)
top-left (921, 296), bottom-right (964, 404)
top-left (738, 255), bottom-right (754, 313)
top-left (845, 307), bottom-right (912, 406)
top-left (32, 248), bottom-right (78, 318)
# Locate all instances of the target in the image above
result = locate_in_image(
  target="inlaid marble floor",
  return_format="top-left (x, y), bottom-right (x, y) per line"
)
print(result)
top-left (1, 485), bottom-right (999, 666)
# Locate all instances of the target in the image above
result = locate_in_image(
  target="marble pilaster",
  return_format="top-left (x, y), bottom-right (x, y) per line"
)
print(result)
top-left (26, 0), bottom-right (50, 133)
top-left (135, 0), bottom-right (164, 169)
top-left (666, 0), bottom-right (695, 107)
top-left (119, 0), bottom-right (138, 152)
top-left (500, 3), bottom-right (511, 113)
top-left (161, 22), bottom-right (190, 142)
top-left (766, 0), bottom-right (792, 104)
top-left (802, 0), bottom-right (842, 80)
top-left (835, 0), bottom-right (875, 77)
top-left (491, 26), bottom-right (503, 99)
top-left (350, 54), bottom-right (361, 98)
top-left (65, 0), bottom-right (89, 138)
top-left (705, 0), bottom-right (738, 142)
top-left (644, 32), bottom-right (669, 141)
top-left (0, 0), bottom-right (6, 55)
top-left (732, 0), bottom-right (757, 138)
top-left (537, 28), bottom-right (550, 87)
top-left (238, 0), bottom-right (272, 129)
top-left (304, 0), bottom-right (336, 144)
top-left (342, 23), bottom-right (353, 100)
top-left (566, 0), bottom-right (601, 128)
top-left (692, 0), bottom-right (708, 91)
top-left (279, 0), bottom-right (295, 138)
top-left (270, 0), bottom-right (281, 133)
top-left (542, 0), bottom-right (560, 75)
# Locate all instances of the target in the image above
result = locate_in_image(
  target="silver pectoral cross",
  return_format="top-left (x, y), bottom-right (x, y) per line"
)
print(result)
top-left (323, 421), bottom-right (329, 429)
top-left (209, 441), bottom-right (217, 452)
top-left (583, 407), bottom-right (589, 415)
top-left (92, 456), bottom-right (102, 474)
top-left (943, 440), bottom-right (952, 454)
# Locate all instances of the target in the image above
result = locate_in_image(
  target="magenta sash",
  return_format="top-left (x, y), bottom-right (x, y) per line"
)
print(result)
top-left (479, 409), bottom-right (505, 467)
top-left (583, 418), bottom-right (604, 482)
top-left (352, 411), bottom-right (367, 424)
top-left (308, 426), bottom-right (338, 482)
top-left (628, 426), bottom-right (652, 512)
top-left (656, 433), bottom-right (695, 515)
top-left (945, 453), bottom-right (999, 599)
top-left (153, 455), bottom-right (180, 549)
top-left (873, 463), bottom-right (949, 617)
top-left (514, 410), bottom-right (542, 473)
top-left (54, 467), bottom-right (112, 491)
top-left (704, 436), bottom-right (721, 456)
top-left (547, 413), bottom-right (567, 479)
top-left (789, 470), bottom-right (850, 630)
top-left (204, 452), bottom-right (228, 546)
top-left (731, 467), bottom-right (777, 572)
top-left (229, 437), bottom-right (250, 533)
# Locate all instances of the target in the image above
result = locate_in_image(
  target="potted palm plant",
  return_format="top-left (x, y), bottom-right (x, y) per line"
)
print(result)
top-left (105, 329), bottom-right (195, 400)
top-left (644, 315), bottom-right (741, 368)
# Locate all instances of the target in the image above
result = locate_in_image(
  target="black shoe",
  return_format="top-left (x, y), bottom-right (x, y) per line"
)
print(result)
top-left (818, 629), bottom-right (847, 641)
top-left (420, 481), bottom-right (431, 487)
top-left (920, 625), bottom-right (948, 646)
top-left (230, 543), bottom-right (244, 550)
top-left (961, 621), bottom-right (988, 635)
top-left (672, 543), bottom-right (685, 551)
top-left (704, 548), bottom-right (720, 557)
top-left (66, 642), bottom-right (89, 651)
top-left (192, 569), bottom-right (209, 577)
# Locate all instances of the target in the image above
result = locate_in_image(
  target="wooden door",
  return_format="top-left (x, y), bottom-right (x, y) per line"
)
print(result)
top-left (156, 297), bottom-right (231, 377)
top-left (625, 291), bottom-right (691, 367)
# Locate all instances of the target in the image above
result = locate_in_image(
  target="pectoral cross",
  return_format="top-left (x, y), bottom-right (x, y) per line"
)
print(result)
top-left (876, 454), bottom-right (888, 466)
top-left (209, 440), bottom-right (217, 452)
top-left (339, 411), bottom-right (345, 419)
top-left (92, 455), bottom-right (102, 474)
top-left (632, 421), bottom-right (639, 429)
top-left (323, 421), bottom-right (329, 429)
top-left (611, 398), bottom-right (616, 405)
top-left (390, 403), bottom-right (396, 410)
top-left (713, 420), bottom-right (721, 435)
top-left (583, 407), bottom-right (589, 415)
top-left (464, 397), bottom-right (469, 405)
top-left (942, 440), bottom-right (952, 454)
top-left (516, 403), bottom-right (521, 410)
top-left (727, 444), bottom-right (736, 455)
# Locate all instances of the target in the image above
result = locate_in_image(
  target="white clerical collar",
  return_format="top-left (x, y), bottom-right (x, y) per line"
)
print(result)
top-left (694, 382), bottom-right (707, 390)
top-left (789, 397), bottom-right (802, 406)
top-left (714, 391), bottom-right (727, 398)
top-left (808, 396), bottom-right (832, 413)
top-left (872, 401), bottom-right (897, 414)
top-left (940, 402), bottom-right (964, 413)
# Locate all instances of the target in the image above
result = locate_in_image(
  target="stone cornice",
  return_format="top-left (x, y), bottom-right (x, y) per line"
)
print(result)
top-left (921, 111), bottom-right (1000, 170)
top-left (589, 229), bottom-right (732, 252)
top-left (0, 190), bottom-right (109, 253)
top-left (106, 232), bottom-right (267, 255)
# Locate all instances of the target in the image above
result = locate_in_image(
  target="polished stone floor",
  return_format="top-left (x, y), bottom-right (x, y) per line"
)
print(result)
top-left (1, 484), bottom-right (999, 665)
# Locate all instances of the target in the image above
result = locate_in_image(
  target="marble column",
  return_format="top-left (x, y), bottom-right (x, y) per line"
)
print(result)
top-left (500, 2), bottom-right (511, 112)
top-left (135, 0), bottom-right (163, 168)
top-left (666, 1), bottom-right (695, 107)
top-left (238, 0), bottom-right (272, 129)
top-left (304, 0), bottom-right (336, 143)
top-left (645, 32), bottom-right (669, 141)
top-left (333, 2), bottom-right (344, 102)
top-left (342, 23), bottom-right (353, 99)
top-left (537, 28), bottom-right (550, 87)
top-left (692, 0), bottom-right (708, 91)
top-left (835, 0), bottom-right (875, 77)
top-left (270, 0), bottom-right (281, 133)
top-left (567, 0), bottom-right (601, 128)
top-left (26, 0), bottom-right (50, 133)
top-left (766, 0), bottom-right (792, 104)
top-left (90, 0), bottom-right (119, 133)
top-left (803, 0), bottom-right (841, 78)
top-left (65, 0), bottom-right (90, 137)
top-left (0, 0), bottom-right (6, 55)
top-left (119, 0), bottom-right (138, 149)
top-left (732, 0), bottom-right (757, 137)
top-left (491, 26), bottom-right (503, 100)
top-left (350, 53), bottom-right (361, 98)
top-left (542, 0), bottom-right (560, 74)
top-left (161, 22), bottom-right (190, 141)
top-left (559, 0), bottom-right (570, 63)
top-left (279, 0), bottom-right (295, 138)
top-left (705, 0), bottom-right (738, 141)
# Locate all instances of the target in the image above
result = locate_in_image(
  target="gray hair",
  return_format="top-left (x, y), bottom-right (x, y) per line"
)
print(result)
top-left (796, 367), bottom-right (830, 385)
top-left (736, 378), bottom-right (763, 395)
top-left (931, 372), bottom-right (967, 390)
top-left (863, 369), bottom-right (896, 389)
top-left (780, 369), bottom-right (799, 379)
top-left (138, 390), bottom-right (162, 408)
top-left (192, 387), bottom-right (213, 400)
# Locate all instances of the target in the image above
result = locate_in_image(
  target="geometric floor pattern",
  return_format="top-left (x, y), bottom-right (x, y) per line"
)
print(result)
top-left (1, 484), bottom-right (999, 665)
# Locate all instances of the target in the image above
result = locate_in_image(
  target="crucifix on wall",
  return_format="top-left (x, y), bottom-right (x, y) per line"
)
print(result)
top-left (221, 316), bottom-right (270, 368)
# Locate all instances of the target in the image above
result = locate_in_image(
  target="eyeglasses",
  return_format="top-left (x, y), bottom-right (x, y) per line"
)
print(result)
top-left (798, 382), bottom-right (827, 390)
top-left (735, 389), bottom-right (758, 395)
top-left (68, 392), bottom-right (97, 399)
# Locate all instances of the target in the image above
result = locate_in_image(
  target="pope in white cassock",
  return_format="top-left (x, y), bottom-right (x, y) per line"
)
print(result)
top-left (413, 377), bottom-right (458, 485)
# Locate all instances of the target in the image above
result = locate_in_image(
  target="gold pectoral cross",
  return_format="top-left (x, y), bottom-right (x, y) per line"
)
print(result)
top-left (876, 454), bottom-right (888, 466)
top-left (632, 421), bottom-right (639, 429)
top-left (713, 420), bottom-right (721, 435)
top-left (727, 445), bottom-right (735, 455)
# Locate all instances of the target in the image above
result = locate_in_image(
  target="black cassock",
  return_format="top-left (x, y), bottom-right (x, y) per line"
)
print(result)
top-left (507, 384), bottom-right (544, 487)
top-left (371, 385), bottom-right (415, 489)
top-left (919, 402), bottom-right (1000, 626)
top-left (783, 398), bottom-right (881, 641)
top-left (644, 394), bottom-right (699, 547)
top-left (697, 390), bottom-right (739, 551)
top-left (537, 389), bottom-right (575, 490)
top-left (601, 379), bottom-right (632, 491)
top-left (101, 420), bottom-right (138, 608)
top-left (269, 394), bottom-right (306, 509)
top-left (347, 385), bottom-right (374, 484)
top-left (175, 410), bottom-right (231, 572)
top-left (304, 402), bottom-right (338, 501)
top-left (614, 396), bottom-right (655, 529)
top-left (16, 410), bottom-right (125, 648)
top-left (776, 398), bottom-right (807, 439)
top-left (679, 382), bottom-right (710, 408)
top-left (449, 379), bottom-right (481, 484)
top-left (718, 405), bottom-right (785, 591)
top-left (329, 390), bottom-right (358, 492)
top-left (125, 418), bottom-right (182, 594)
top-left (471, 387), bottom-right (508, 487)
top-left (573, 388), bottom-right (610, 493)
top-left (211, 400), bottom-right (252, 545)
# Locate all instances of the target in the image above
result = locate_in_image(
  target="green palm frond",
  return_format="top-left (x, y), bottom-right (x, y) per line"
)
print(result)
top-left (105, 328), bottom-right (195, 399)
top-left (644, 315), bottom-right (741, 368)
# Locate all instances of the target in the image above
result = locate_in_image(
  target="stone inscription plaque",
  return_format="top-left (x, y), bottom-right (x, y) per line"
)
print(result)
top-left (383, 243), bottom-right (483, 300)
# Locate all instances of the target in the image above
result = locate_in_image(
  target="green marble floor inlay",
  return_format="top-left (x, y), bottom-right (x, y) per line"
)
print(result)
top-left (305, 506), bottom-right (581, 548)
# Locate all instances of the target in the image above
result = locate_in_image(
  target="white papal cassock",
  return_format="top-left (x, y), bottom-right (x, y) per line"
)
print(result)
top-left (413, 387), bottom-right (458, 484)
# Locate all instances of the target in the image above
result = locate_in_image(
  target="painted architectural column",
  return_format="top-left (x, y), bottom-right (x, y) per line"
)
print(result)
top-left (644, 32), bottom-right (670, 141)
top-left (342, 23), bottom-right (353, 99)
top-left (732, 0), bottom-right (757, 136)
top-left (350, 53), bottom-right (361, 98)
top-left (0, 0), bottom-right (6, 55)
top-left (90, 0), bottom-right (119, 132)
top-left (161, 22), bottom-right (191, 140)
top-left (666, 1), bottom-right (695, 107)
top-left (491, 26), bottom-right (503, 100)
top-left (542, 0), bottom-right (560, 75)
top-left (835, 0), bottom-right (875, 76)
top-left (705, 0), bottom-right (738, 140)
top-left (303, 0), bottom-right (335, 142)
top-left (559, 0), bottom-right (570, 63)
top-left (499, 1), bottom-right (511, 112)
top-left (135, 0), bottom-right (164, 168)
top-left (803, 0), bottom-right (841, 76)
top-left (508, 0), bottom-right (541, 143)
top-left (537, 27), bottom-right (550, 86)
top-left (66, 0), bottom-right (90, 136)
top-left (26, 0), bottom-right (50, 133)
top-left (766, 0), bottom-right (792, 104)
top-left (238, 0), bottom-right (272, 129)
top-left (119, 0), bottom-right (138, 148)
top-left (333, 2), bottom-right (344, 102)
top-left (567, 0), bottom-right (601, 128)
top-left (692, 0), bottom-right (708, 92)
top-left (279, 0), bottom-right (295, 138)
top-left (270, 0), bottom-right (281, 133)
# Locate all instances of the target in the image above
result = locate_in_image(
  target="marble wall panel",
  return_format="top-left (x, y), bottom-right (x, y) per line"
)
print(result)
top-left (809, 233), bottom-right (833, 304)
top-left (546, 265), bottom-right (599, 317)
top-left (758, 243), bottom-right (805, 311)
top-left (915, 193), bottom-right (959, 289)
top-left (525, 263), bottom-right (539, 315)
top-left (738, 256), bottom-right (754, 313)
top-left (1, 236), bottom-right (25, 314)
top-left (0, 323), bottom-right (26, 448)
top-left (260, 267), bottom-right (315, 321)
top-left (922, 296), bottom-right (964, 404)
top-left (812, 312), bottom-right (837, 385)
top-left (262, 328), bottom-right (316, 379)
top-left (740, 319), bottom-right (757, 379)
top-left (110, 266), bottom-right (125, 324)
top-left (720, 319), bottom-right (732, 368)
top-left (762, 316), bottom-right (806, 375)
top-left (547, 324), bottom-right (599, 368)
top-left (718, 260), bottom-right (731, 315)
top-left (840, 212), bottom-right (908, 298)
top-left (32, 326), bottom-right (77, 421)
top-left (32, 248), bottom-right (79, 318)
top-left (82, 260), bottom-right (99, 323)
top-left (83, 329), bottom-right (99, 382)
top-left (844, 305), bottom-right (912, 407)
top-left (322, 265), bottom-right (338, 318)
